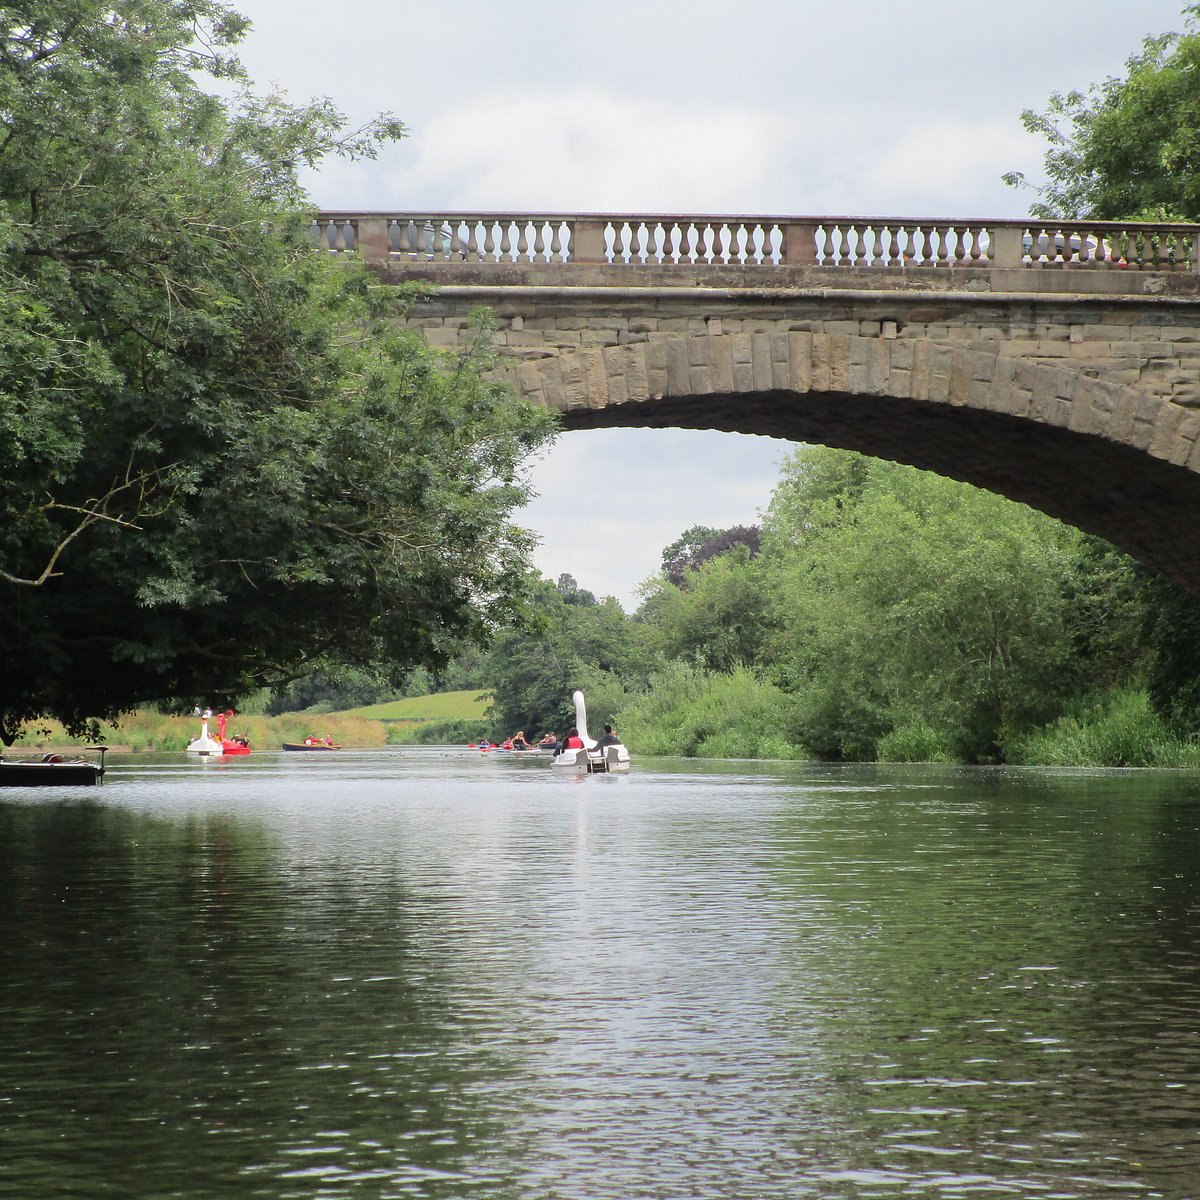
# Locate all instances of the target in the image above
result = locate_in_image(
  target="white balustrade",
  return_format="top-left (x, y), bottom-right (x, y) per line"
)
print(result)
top-left (311, 212), bottom-right (1199, 275)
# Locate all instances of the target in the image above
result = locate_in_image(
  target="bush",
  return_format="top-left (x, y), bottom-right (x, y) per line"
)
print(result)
top-left (876, 721), bottom-right (955, 763)
top-left (1006, 688), bottom-right (1200, 767)
top-left (616, 665), bottom-right (808, 759)
top-left (392, 719), bottom-right (489, 745)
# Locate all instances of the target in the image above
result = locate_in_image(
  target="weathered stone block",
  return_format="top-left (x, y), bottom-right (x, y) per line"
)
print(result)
top-left (655, 338), bottom-right (686, 394)
top-left (788, 331), bottom-right (813, 392)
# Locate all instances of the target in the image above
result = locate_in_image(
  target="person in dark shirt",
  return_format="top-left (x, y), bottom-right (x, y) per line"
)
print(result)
top-left (593, 723), bottom-right (621, 751)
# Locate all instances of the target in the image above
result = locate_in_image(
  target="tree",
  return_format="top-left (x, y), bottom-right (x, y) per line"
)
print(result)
top-left (762, 449), bottom-right (1086, 761)
top-left (1004, 5), bottom-right (1200, 219)
top-left (659, 524), bottom-right (760, 587)
top-left (0, 1), bottom-right (556, 743)
top-left (484, 576), bottom-right (656, 735)
top-left (639, 548), bottom-right (774, 674)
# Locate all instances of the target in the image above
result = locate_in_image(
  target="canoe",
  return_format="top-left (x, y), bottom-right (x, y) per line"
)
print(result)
top-left (282, 742), bottom-right (341, 751)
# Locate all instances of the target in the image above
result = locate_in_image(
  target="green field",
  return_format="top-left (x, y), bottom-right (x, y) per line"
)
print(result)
top-left (338, 690), bottom-right (492, 723)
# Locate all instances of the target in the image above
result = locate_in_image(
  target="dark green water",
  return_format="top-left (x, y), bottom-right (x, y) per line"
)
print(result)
top-left (2, 748), bottom-right (1199, 1198)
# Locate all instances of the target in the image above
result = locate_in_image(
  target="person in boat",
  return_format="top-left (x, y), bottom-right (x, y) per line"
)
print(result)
top-left (322, 735), bottom-right (335, 747)
top-left (560, 728), bottom-right (584, 751)
top-left (593, 724), bottom-right (621, 752)
top-left (539, 732), bottom-right (559, 749)
top-left (304, 736), bottom-right (318, 747)
top-left (511, 730), bottom-right (531, 750)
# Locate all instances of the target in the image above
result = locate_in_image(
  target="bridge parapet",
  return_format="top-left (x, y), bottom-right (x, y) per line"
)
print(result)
top-left (314, 210), bottom-right (1200, 294)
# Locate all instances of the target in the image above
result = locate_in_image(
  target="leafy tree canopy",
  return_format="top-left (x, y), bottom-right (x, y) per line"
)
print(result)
top-left (760, 448), bottom-right (1126, 761)
top-left (1004, 4), bottom-right (1200, 219)
top-left (0, 1), bottom-right (556, 743)
top-left (484, 577), bottom-right (656, 736)
top-left (659, 523), bottom-right (761, 587)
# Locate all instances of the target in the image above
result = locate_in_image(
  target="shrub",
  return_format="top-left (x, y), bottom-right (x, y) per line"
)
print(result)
top-left (1006, 688), bottom-right (1200, 767)
top-left (876, 721), bottom-right (955, 763)
top-left (617, 665), bottom-right (808, 759)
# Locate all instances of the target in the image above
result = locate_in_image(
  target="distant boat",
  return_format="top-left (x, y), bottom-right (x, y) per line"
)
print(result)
top-left (282, 741), bottom-right (341, 752)
top-left (0, 749), bottom-right (107, 787)
top-left (187, 708), bottom-right (251, 756)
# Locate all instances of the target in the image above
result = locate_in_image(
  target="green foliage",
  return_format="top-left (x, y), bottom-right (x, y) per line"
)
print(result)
top-left (762, 448), bottom-right (1086, 762)
top-left (267, 664), bottom-right (395, 715)
top-left (16, 709), bottom-right (386, 752)
top-left (876, 721), bottom-right (955, 763)
top-left (0, 1), bottom-right (555, 743)
top-left (1005, 5), bottom-right (1200, 219)
top-left (1138, 569), bottom-right (1200, 733)
top-left (1006, 688), bottom-right (1200, 768)
top-left (339, 690), bottom-right (491, 722)
top-left (615, 664), bottom-right (807, 759)
top-left (638, 547), bottom-right (775, 673)
top-left (658, 523), bottom-right (760, 587)
top-left (386, 718), bottom-right (484, 746)
top-left (484, 576), bottom-right (656, 735)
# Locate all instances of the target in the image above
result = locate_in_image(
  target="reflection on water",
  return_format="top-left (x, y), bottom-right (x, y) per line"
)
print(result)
top-left (2, 750), bottom-right (1200, 1197)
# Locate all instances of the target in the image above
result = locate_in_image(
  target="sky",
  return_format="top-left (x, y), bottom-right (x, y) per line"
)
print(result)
top-left (221, 0), bottom-right (1190, 608)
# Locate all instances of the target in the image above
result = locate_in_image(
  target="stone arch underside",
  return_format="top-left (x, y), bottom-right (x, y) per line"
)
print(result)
top-left (513, 333), bottom-right (1200, 592)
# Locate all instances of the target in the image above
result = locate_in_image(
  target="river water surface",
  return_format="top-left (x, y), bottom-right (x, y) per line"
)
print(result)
top-left (2, 748), bottom-right (1200, 1198)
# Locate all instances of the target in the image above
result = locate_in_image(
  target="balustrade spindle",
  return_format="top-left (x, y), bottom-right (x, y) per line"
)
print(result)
top-left (646, 221), bottom-right (663, 265)
top-left (466, 221), bottom-right (483, 261)
top-left (614, 222), bottom-right (629, 264)
top-left (935, 226), bottom-right (950, 267)
top-left (638, 221), bottom-right (653, 265)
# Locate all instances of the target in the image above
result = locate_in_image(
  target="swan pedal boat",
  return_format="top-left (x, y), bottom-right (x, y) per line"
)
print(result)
top-left (186, 710), bottom-right (251, 756)
top-left (550, 690), bottom-right (631, 774)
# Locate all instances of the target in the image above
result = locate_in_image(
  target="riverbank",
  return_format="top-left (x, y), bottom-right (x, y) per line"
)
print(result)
top-left (10, 711), bottom-right (389, 753)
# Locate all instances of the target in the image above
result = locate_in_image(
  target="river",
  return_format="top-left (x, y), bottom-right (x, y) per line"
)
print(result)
top-left (1, 748), bottom-right (1199, 1198)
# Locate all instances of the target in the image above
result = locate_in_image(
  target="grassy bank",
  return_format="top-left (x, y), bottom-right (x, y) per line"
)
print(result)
top-left (338, 690), bottom-right (491, 723)
top-left (11, 711), bottom-right (389, 753)
top-left (334, 690), bottom-right (492, 745)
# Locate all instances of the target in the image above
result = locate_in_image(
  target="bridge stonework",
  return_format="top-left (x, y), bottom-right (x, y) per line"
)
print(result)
top-left (315, 211), bottom-right (1200, 590)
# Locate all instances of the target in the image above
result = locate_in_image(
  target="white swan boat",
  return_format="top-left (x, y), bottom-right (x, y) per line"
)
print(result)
top-left (186, 708), bottom-right (229, 755)
top-left (551, 690), bottom-right (631, 774)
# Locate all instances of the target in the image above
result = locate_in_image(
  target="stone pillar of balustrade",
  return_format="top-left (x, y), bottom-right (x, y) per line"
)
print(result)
top-left (356, 217), bottom-right (390, 264)
top-left (990, 225), bottom-right (1024, 270)
top-left (572, 219), bottom-right (607, 264)
top-left (782, 222), bottom-right (818, 266)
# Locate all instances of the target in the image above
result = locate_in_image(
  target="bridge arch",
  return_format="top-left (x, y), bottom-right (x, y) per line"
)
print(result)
top-left (514, 332), bottom-right (1200, 591)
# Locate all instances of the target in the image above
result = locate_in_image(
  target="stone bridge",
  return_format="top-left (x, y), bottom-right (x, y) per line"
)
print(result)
top-left (317, 210), bottom-right (1200, 591)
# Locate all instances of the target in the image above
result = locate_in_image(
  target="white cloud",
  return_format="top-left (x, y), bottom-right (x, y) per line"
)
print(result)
top-left (379, 89), bottom-right (794, 212)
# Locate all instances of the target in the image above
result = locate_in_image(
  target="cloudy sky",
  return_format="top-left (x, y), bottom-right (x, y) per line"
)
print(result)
top-left (224, 0), bottom-right (1189, 607)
